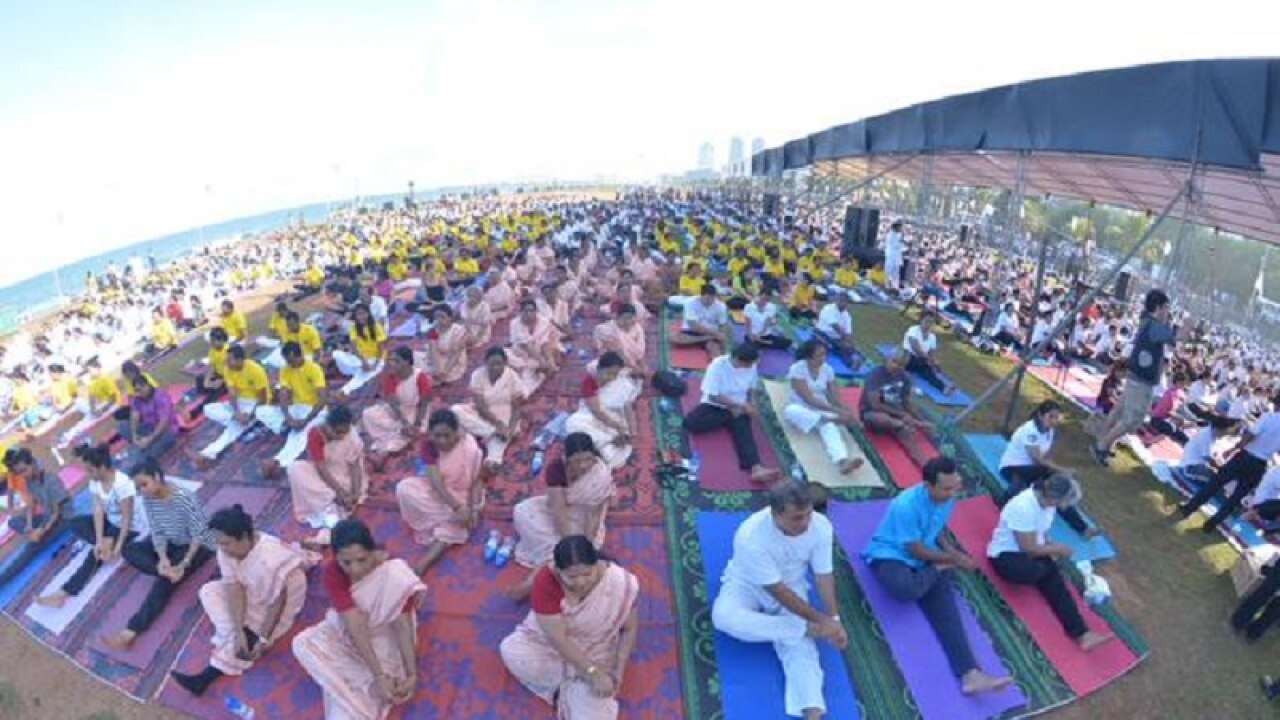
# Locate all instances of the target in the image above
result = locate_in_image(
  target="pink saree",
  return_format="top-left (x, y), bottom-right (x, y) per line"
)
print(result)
top-left (395, 433), bottom-right (484, 545)
top-left (513, 458), bottom-right (614, 567)
top-left (288, 430), bottom-right (366, 523)
top-left (361, 371), bottom-right (429, 454)
top-left (427, 323), bottom-right (469, 384)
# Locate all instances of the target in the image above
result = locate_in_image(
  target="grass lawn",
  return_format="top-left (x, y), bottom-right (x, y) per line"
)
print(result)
top-left (853, 303), bottom-right (1278, 719)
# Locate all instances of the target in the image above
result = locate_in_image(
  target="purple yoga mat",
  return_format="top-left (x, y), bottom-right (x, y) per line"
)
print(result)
top-left (680, 378), bottom-right (780, 491)
top-left (731, 324), bottom-right (793, 377)
top-left (829, 500), bottom-right (1026, 720)
top-left (89, 485), bottom-right (280, 668)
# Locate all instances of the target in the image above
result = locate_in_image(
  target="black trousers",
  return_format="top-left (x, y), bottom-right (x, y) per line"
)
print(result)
top-left (1254, 499), bottom-right (1280, 522)
top-left (991, 552), bottom-right (1087, 639)
top-left (992, 330), bottom-right (1022, 352)
top-left (122, 540), bottom-right (213, 634)
top-left (62, 515), bottom-right (138, 596)
top-left (747, 333), bottom-right (792, 350)
top-left (905, 353), bottom-right (947, 392)
top-left (1184, 451), bottom-right (1269, 530)
top-left (684, 403), bottom-right (760, 470)
top-left (1231, 563), bottom-right (1280, 640)
top-left (999, 465), bottom-right (1090, 535)
top-left (1149, 417), bottom-right (1189, 445)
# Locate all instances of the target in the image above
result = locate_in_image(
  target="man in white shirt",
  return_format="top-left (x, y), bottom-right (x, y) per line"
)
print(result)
top-left (712, 484), bottom-right (847, 719)
top-left (884, 220), bottom-right (905, 290)
top-left (902, 313), bottom-right (955, 395)
top-left (991, 302), bottom-right (1023, 350)
top-left (743, 290), bottom-right (791, 350)
top-left (1180, 396), bottom-right (1280, 531)
top-left (815, 292), bottom-right (862, 371)
top-left (683, 344), bottom-right (780, 483)
top-left (672, 284), bottom-right (730, 357)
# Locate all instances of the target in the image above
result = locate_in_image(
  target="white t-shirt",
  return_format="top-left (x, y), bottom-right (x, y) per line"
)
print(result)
top-left (1253, 467), bottom-right (1280, 505)
top-left (903, 325), bottom-right (937, 356)
top-left (1000, 420), bottom-right (1054, 469)
top-left (91, 471), bottom-right (149, 536)
top-left (786, 360), bottom-right (835, 407)
top-left (744, 301), bottom-right (779, 336)
top-left (994, 311), bottom-right (1019, 336)
top-left (369, 295), bottom-right (389, 326)
top-left (816, 303), bottom-right (852, 337)
top-left (701, 355), bottom-right (758, 407)
top-left (987, 487), bottom-right (1055, 557)
top-left (723, 507), bottom-right (834, 593)
top-left (683, 298), bottom-right (728, 332)
top-left (1246, 412), bottom-right (1280, 459)
top-left (1180, 427), bottom-right (1222, 468)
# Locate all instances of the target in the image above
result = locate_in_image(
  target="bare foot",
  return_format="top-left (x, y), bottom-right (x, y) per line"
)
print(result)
top-left (102, 629), bottom-right (137, 650)
top-left (960, 669), bottom-right (1014, 694)
top-left (749, 466), bottom-right (781, 484)
top-left (1076, 630), bottom-right (1115, 652)
top-left (837, 458), bottom-right (865, 475)
top-left (37, 591), bottom-right (68, 609)
top-left (1082, 527), bottom-right (1103, 540)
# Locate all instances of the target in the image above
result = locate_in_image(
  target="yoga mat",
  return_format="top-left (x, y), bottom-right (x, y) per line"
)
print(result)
top-left (874, 344), bottom-right (972, 407)
top-left (731, 324), bottom-right (793, 377)
top-left (829, 500), bottom-right (1026, 719)
top-left (24, 547), bottom-right (123, 634)
top-left (761, 380), bottom-right (882, 489)
top-left (965, 434), bottom-right (1116, 563)
top-left (89, 485), bottom-right (278, 667)
top-left (793, 328), bottom-right (867, 379)
top-left (1154, 462), bottom-right (1269, 549)
top-left (839, 387), bottom-right (938, 488)
top-left (948, 496), bottom-right (1140, 697)
top-left (668, 321), bottom-right (712, 370)
top-left (697, 510), bottom-right (861, 720)
top-left (680, 379), bottom-right (780, 491)
top-left (0, 528), bottom-right (74, 609)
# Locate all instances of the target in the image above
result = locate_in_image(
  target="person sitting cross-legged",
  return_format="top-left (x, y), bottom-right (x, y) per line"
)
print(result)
top-left (683, 343), bottom-right (780, 484)
top-left (859, 350), bottom-right (934, 466)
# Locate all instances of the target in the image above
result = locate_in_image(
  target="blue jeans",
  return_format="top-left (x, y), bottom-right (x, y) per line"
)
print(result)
top-left (0, 513), bottom-right (65, 587)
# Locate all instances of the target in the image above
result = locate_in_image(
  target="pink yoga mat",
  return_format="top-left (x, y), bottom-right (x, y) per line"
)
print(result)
top-left (668, 321), bottom-right (712, 370)
top-left (839, 388), bottom-right (938, 489)
top-left (89, 485), bottom-right (280, 668)
top-left (948, 496), bottom-right (1140, 696)
top-left (680, 379), bottom-right (780, 491)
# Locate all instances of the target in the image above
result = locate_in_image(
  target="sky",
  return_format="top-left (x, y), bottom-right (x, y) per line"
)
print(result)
top-left (0, 0), bottom-right (1275, 286)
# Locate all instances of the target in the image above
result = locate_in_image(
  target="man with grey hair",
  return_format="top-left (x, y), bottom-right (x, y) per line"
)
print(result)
top-left (711, 484), bottom-right (846, 719)
top-left (860, 349), bottom-right (933, 466)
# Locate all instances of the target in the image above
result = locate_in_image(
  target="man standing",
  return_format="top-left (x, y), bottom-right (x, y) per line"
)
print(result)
top-left (712, 484), bottom-right (847, 720)
top-left (1178, 393), bottom-right (1280, 532)
top-left (684, 344), bottom-right (780, 484)
top-left (884, 220), bottom-right (905, 290)
top-left (864, 456), bottom-right (1012, 694)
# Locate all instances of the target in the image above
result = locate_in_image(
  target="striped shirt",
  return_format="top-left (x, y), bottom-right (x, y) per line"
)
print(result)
top-left (142, 488), bottom-right (215, 551)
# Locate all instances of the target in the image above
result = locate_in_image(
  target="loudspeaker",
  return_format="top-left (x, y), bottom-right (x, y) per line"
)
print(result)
top-left (842, 206), bottom-right (864, 260)
top-left (959, 224), bottom-right (970, 244)
top-left (1114, 271), bottom-right (1132, 302)
top-left (863, 208), bottom-right (880, 249)
top-left (763, 193), bottom-right (780, 216)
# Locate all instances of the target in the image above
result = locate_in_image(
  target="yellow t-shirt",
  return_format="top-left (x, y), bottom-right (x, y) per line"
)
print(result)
top-left (50, 377), bottom-right (78, 409)
top-left (455, 258), bottom-right (480, 278)
top-left (267, 312), bottom-right (288, 338)
top-left (282, 324), bottom-right (323, 356)
top-left (208, 345), bottom-right (229, 376)
top-left (152, 319), bottom-right (178, 349)
top-left (225, 360), bottom-right (270, 401)
top-left (387, 261), bottom-right (408, 281)
top-left (791, 283), bottom-right (815, 308)
top-left (87, 375), bottom-right (122, 406)
top-left (678, 274), bottom-right (705, 296)
top-left (727, 257), bottom-right (750, 277)
top-left (279, 360), bottom-right (327, 407)
top-left (868, 268), bottom-right (888, 287)
top-left (763, 258), bottom-right (785, 277)
top-left (305, 266), bottom-right (325, 288)
top-left (220, 312), bottom-right (248, 341)
top-left (834, 266), bottom-right (860, 288)
top-left (350, 324), bottom-right (387, 361)
top-left (11, 383), bottom-right (36, 413)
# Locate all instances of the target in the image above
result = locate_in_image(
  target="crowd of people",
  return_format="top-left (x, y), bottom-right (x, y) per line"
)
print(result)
top-left (1, 186), bottom-right (1279, 718)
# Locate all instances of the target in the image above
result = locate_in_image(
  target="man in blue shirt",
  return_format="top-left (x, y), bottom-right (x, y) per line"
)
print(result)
top-left (863, 456), bottom-right (1012, 695)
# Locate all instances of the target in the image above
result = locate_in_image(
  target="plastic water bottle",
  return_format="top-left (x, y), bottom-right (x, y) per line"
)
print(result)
top-left (413, 457), bottom-right (428, 476)
top-left (531, 450), bottom-right (545, 475)
top-left (790, 465), bottom-right (806, 484)
top-left (494, 536), bottom-right (515, 568)
top-left (483, 529), bottom-right (501, 563)
top-left (224, 696), bottom-right (256, 719)
top-left (686, 451), bottom-right (702, 478)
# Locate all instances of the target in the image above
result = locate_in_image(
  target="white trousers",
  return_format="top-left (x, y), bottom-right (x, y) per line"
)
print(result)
top-left (254, 403), bottom-right (325, 464)
top-left (332, 352), bottom-right (383, 394)
top-left (783, 404), bottom-right (850, 464)
top-left (201, 398), bottom-right (259, 459)
top-left (712, 578), bottom-right (825, 717)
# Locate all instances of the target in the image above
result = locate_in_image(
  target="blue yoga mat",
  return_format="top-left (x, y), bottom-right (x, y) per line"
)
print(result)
top-left (0, 492), bottom-right (93, 609)
top-left (1164, 465), bottom-right (1268, 548)
top-left (875, 344), bottom-right (972, 407)
top-left (793, 328), bottom-right (869, 379)
top-left (697, 510), bottom-right (862, 720)
top-left (965, 434), bottom-right (1117, 562)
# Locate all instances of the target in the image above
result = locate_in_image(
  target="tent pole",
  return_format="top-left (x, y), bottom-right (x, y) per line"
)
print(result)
top-left (999, 152), bottom-right (1035, 435)
top-left (952, 180), bottom-right (1190, 426)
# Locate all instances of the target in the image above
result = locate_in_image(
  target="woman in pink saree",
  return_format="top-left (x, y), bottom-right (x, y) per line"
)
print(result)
top-left (360, 347), bottom-right (432, 468)
top-left (293, 518), bottom-right (426, 720)
top-left (459, 285), bottom-right (495, 349)
top-left (509, 299), bottom-right (562, 391)
top-left (484, 270), bottom-right (517, 320)
top-left (288, 406), bottom-right (368, 527)
top-left (592, 303), bottom-right (648, 376)
top-left (171, 505), bottom-right (314, 697)
top-left (500, 535), bottom-right (640, 720)
top-left (395, 409), bottom-right (485, 574)
top-left (537, 283), bottom-right (572, 339)
top-left (451, 347), bottom-right (528, 468)
top-left (565, 353), bottom-right (641, 469)
top-left (509, 433), bottom-right (615, 599)
top-left (425, 305), bottom-right (469, 385)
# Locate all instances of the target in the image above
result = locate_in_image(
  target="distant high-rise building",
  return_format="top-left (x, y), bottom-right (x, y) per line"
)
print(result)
top-left (729, 137), bottom-right (745, 168)
top-left (751, 137), bottom-right (765, 157)
top-left (698, 142), bottom-right (715, 170)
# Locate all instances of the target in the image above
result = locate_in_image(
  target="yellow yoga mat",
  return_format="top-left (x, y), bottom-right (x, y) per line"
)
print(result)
top-left (763, 380), bottom-right (884, 489)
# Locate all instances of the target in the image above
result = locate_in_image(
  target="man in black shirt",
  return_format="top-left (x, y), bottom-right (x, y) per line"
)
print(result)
top-left (860, 350), bottom-right (934, 466)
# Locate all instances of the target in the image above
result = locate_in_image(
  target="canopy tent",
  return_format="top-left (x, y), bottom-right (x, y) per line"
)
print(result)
top-left (752, 59), bottom-right (1280, 246)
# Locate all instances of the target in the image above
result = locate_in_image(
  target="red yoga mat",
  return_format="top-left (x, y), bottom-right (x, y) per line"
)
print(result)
top-left (680, 379), bottom-right (781, 491)
top-left (839, 387), bottom-right (938, 489)
top-left (948, 496), bottom-right (1140, 696)
top-left (668, 321), bottom-right (712, 370)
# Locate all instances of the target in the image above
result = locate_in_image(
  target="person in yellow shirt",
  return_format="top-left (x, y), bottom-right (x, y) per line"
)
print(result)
top-left (149, 308), bottom-right (179, 354)
top-left (193, 327), bottom-right (231, 411)
top-left (47, 364), bottom-right (79, 413)
top-left (332, 304), bottom-right (386, 394)
top-left (678, 262), bottom-right (708, 298)
top-left (727, 248), bottom-right (751, 278)
top-left (789, 274), bottom-right (819, 320)
top-left (56, 357), bottom-right (122, 448)
top-left (265, 301), bottom-right (290, 341)
top-left (218, 299), bottom-right (248, 342)
top-left (280, 311), bottom-right (324, 358)
top-left (194, 345), bottom-right (270, 464)
top-left (454, 251), bottom-right (481, 281)
top-left (257, 341), bottom-right (330, 478)
top-left (834, 262), bottom-right (860, 289)
top-left (387, 257), bottom-right (409, 282)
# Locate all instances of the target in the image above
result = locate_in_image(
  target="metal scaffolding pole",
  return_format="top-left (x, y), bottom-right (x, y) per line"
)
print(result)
top-left (1001, 220), bottom-right (1050, 434)
top-left (952, 180), bottom-right (1191, 426)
